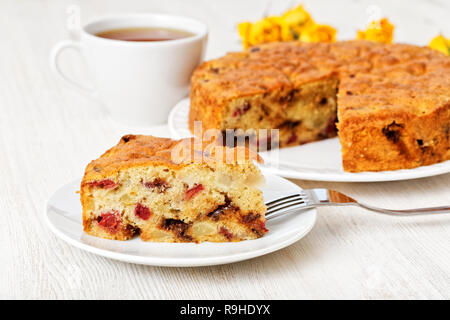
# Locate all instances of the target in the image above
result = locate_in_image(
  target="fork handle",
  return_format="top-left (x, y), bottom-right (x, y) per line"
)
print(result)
top-left (355, 203), bottom-right (450, 216)
top-left (265, 203), bottom-right (450, 220)
top-left (311, 189), bottom-right (450, 216)
top-left (312, 201), bottom-right (450, 216)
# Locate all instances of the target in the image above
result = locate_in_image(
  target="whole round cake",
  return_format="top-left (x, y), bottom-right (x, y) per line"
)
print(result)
top-left (189, 40), bottom-right (450, 172)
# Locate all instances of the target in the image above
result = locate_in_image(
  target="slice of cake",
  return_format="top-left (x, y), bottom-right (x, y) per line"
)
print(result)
top-left (80, 135), bottom-right (267, 242)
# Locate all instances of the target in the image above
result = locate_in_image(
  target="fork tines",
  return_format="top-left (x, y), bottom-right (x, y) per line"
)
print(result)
top-left (265, 193), bottom-right (307, 216)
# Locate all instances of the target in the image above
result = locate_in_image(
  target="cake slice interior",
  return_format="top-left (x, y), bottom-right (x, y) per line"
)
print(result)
top-left (215, 77), bottom-right (339, 147)
top-left (81, 135), bottom-right (267, 243)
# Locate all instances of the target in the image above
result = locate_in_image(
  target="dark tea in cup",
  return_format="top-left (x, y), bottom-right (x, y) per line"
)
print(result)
top-left (95, 27), bottom-right (194, 42)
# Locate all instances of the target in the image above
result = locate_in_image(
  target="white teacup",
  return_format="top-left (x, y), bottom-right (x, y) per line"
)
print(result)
top-left (50, 14), bottom-right (208, 126)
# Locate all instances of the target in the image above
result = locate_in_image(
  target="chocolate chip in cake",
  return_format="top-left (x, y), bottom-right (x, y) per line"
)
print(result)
top-left (280, 89), bottom-right (299, 104)
top-left (280, 120), bottom-right (301, 129)
top-left (144, 178), bottom-right (170, 193)
top-left (382, 121), bottom-right (404, 143)
top-left (162, 218), bottom-right (192, 241)
top-left (346, 91), bottom-right (353, 96)
top-left (319, 97), bottom-right (328, 104)
top-left (207, 198), bottom-right (234, 221)
top-left (416, 139), bottom-right (431, 153)
top-left (242, 213), bottom-right (260, 223)
top-left (121, 134), bottom-right (135, 143)
top-left (250, 47), bottom-right (260, 52)
top-left (261, 104), bottom-right (270, 116)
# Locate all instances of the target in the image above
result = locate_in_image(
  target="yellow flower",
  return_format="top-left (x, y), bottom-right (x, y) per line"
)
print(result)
top-left (429, 34), bottom-right (450, 56)
top-left (299, 23), bottom-right (336, 42)
top-left (357, 18), bottom-right (394, 43)
top-left (238, 22), bottom-right (252, 49)
top-left (248, 17), bottom-right (282, 44)
top-left (238, 17), bottom-right (282, 49)
top-left (237, 3), bottom-right (337, 48)
top-left (279, 5), bottom-right (313, 40)
top-left (282, 5), bottom-right (311, 24)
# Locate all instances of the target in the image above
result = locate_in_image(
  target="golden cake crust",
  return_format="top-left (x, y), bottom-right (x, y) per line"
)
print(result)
top-left (191, 40), bottom-right (448, 110)
top-left (82, 134), bottom-right (262, 183)
top-left (83, 135), bottom-right (185, 183)
top-left (190, 40), bottom-right (450, 171)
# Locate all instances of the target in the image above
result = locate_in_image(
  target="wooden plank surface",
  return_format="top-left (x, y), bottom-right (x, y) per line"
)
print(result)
top-left (0, 0), bottom-right (449, 299)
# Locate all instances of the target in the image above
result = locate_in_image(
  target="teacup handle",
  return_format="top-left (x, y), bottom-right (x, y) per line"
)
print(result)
top-left (50, 40), bottom-right (98, 98)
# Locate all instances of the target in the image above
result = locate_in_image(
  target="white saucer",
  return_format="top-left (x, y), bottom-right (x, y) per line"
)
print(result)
top-left (45, 174), bottom-right (316, 267)
top-left (169, 98), bottom-right (450, 182)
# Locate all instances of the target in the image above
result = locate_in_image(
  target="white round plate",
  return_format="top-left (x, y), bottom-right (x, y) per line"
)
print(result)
top-left (169, 98), bottom-right (450, 182)
top-left (46, 174), bottom-right (316, 267)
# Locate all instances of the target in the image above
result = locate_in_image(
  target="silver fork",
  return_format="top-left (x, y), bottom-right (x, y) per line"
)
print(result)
top-left (265, 189), bottom-right (450, 220)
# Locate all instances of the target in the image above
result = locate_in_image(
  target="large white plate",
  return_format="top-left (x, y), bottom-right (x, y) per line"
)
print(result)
top-left (45, 174), bottom-right (316, 267)
top-left (169, 98), bottom-right (450, 182)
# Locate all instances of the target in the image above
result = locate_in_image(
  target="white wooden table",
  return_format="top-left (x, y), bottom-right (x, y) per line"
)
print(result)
top-left (1, 0), bottom-right (449, 299)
